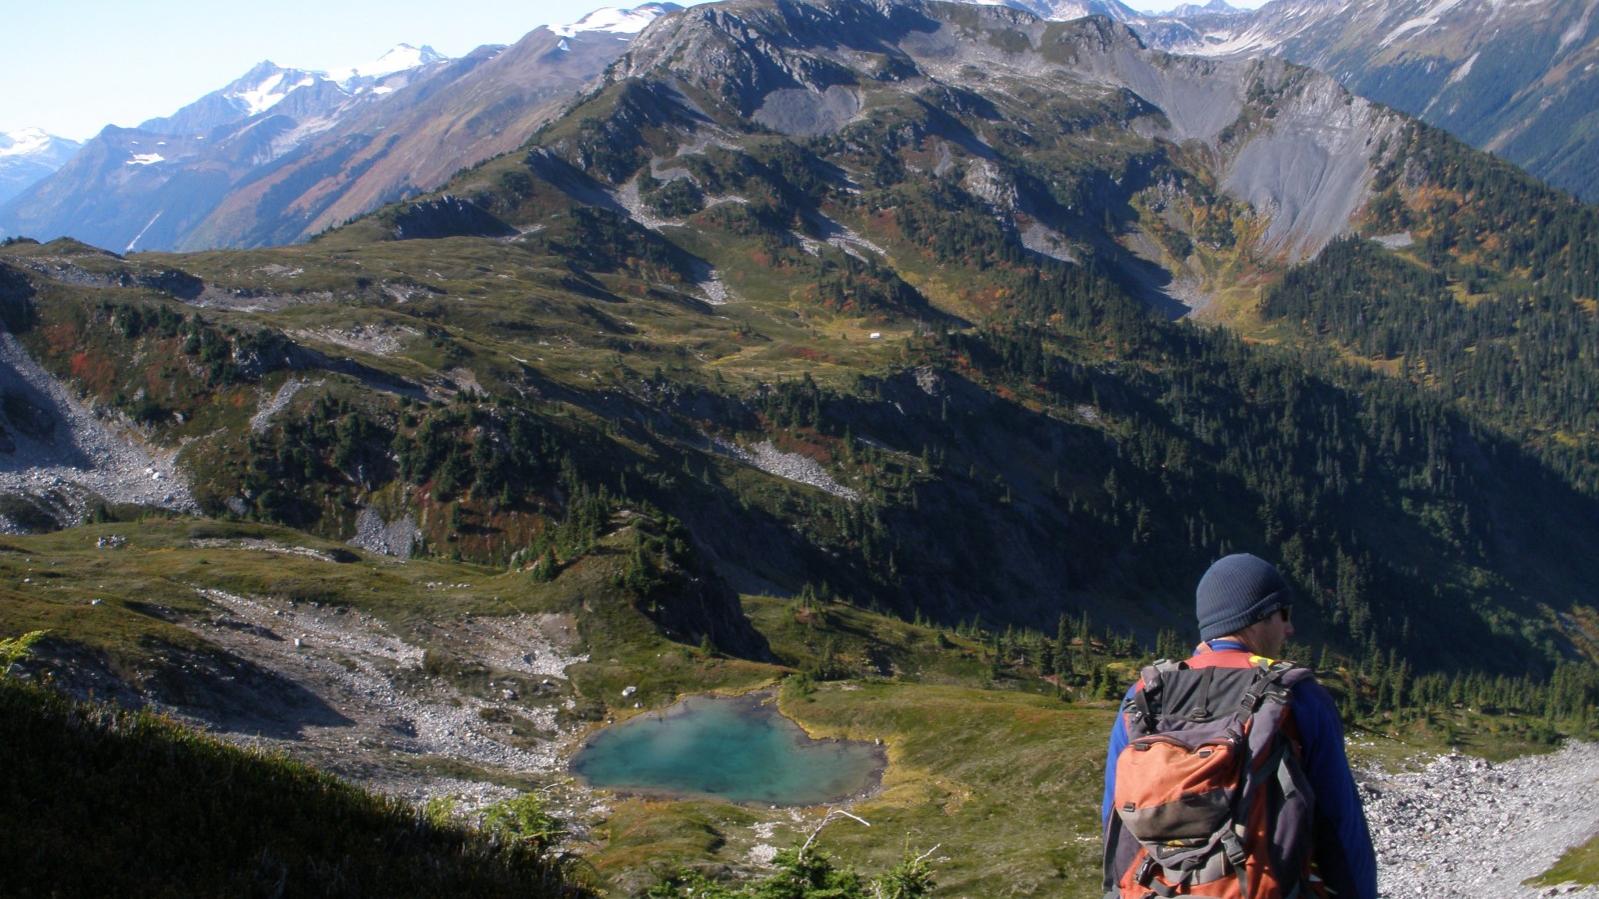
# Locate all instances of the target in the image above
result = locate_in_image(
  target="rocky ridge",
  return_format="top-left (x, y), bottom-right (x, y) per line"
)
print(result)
top-left (588, 0), bottom-right (1408, 282)
top-left (1123, 0), bottom-right (1599, 203)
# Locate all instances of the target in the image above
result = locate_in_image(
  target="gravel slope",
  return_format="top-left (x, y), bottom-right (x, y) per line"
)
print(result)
top-left (1364, 742), bottom-right (1599, 898)
top-left (0, 332), bottom-right (194, 521)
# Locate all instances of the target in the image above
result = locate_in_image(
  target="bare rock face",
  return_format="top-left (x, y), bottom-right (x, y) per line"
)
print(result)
top-left (754, 84), bottom-right (863, 136)
top-left (601, 0), bottom-right (1407, 269)
top-left (1221, 65), bottom-right (1405, 261)
top-left (962, 158), bottom-right (1019, 212)
top-left (1129, 0), bottom-right (1599, 204)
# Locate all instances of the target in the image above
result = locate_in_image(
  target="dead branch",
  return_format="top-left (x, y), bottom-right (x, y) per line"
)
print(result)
top-left (799, 807), bottom-right (872, 857)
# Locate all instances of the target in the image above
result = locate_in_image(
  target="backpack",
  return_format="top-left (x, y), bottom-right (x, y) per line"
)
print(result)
top-left (1102, 655), bottom-right (1326, 899)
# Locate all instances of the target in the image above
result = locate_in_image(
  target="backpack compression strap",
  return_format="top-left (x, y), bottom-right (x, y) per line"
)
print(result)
top-left (1125, 659), bottom-right (1186, 738)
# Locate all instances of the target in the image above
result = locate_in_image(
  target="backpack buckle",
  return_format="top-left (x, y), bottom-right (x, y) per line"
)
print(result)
top-left (1221, 831), bottom-right (1248, 868)
top-left (1135, 855), bottom-right (1159, 886)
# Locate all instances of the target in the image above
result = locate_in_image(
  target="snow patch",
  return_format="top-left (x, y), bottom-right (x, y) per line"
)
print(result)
top-left (1446, 52), bottom-right (1480, 86)
top-left (1561, 2), bottom-right (1597, 52)
top-left (1380, 0), bottom-right (1468, 48)
top-left (553, 4), bottom-right (668, 37)
top-left (126, 153), bottom-right (164, 166)
top-left (229, 71), bottom-right (318, 116)
top-left (124, 211), bottom-right (162, 254)
top-left (0, 128), bottom-right (53, 157)
top-left (335, 44), bottom-right (444, 86)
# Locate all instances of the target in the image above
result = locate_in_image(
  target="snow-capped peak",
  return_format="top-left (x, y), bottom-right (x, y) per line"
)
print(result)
top-left (552, 3), bottom-right (678, 38)
top-left (337, 43), bottom-right (445, 84)
top-left (1158, 0), bottom-right (1243, 18)
top-left (224, 63), bottom-right (322, 117)
top-left (0, 128), bottom-right (56, 157)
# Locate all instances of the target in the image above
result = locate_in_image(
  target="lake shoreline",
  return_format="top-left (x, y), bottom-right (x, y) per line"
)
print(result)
top-left (569, 689), bottom-right (888, 808)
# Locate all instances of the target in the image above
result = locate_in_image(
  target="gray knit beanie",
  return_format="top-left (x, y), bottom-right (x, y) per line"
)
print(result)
top-left (1196, 553), bottom-right (1291, 641)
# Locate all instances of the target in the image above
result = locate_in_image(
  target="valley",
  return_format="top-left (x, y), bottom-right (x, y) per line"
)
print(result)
top-left (3, 0), bottom-right (1599, 895)
top-left (4, 517), bottom-right (1597, 895)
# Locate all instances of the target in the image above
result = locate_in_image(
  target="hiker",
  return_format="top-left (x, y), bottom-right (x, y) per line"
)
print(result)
top-left (1100, 553), bottom-right (1377, 899)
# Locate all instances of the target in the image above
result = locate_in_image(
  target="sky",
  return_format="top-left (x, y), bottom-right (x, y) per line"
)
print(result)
top-left (3, 0), bottom-right (1269, 142)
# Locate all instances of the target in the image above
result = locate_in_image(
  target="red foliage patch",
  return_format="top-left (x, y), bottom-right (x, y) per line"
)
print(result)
top-left (69, 351), bottom-right (117, 396)
top-left (43, 322), bottom-right (79, 355)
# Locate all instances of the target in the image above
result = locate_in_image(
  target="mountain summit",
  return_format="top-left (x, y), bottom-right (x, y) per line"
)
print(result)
top-left (0, 5), bottom-right (677, 251)
top-left (337, 43), bottom-right (448, 85)
top-left (553, 2), bottom-right (683, 37)
top-left (0, 129), bottom-right (81, 208)
top-left (1159, 0), bottom-right (1243, 18)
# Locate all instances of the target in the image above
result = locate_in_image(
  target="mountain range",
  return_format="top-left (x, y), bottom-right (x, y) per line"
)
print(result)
top-left (0, 129), bottom-right (81, 208)
top-left (0, 6), bottom-right (681, 252)
top-left (6, 0), bottom-right (1597, 253)
top-left (1127, 0), bottom-right (1599, 202)
top-left (3, 0), bottom-right (1597, 682)
top-left (5, 2), bottom-right (1599, 893)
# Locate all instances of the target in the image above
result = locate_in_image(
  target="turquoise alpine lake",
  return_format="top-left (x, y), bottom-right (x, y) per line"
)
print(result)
top-left (570, 693), bottom-right (885, 805)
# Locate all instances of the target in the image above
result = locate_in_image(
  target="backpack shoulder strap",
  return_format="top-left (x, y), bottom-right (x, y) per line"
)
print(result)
top-left (1234, 659), bottom-right (1309, 721)
top-left (1124, 658), bottom-right (1186, 737)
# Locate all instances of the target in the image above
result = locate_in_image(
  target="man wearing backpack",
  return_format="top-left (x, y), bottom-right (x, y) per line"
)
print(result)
top-left (1100, 553), bottom-right (1377, 898)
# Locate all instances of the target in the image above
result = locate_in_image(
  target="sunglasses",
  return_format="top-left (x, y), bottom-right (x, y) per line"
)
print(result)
top-left (1276, 606), bottom-right (1292, 623)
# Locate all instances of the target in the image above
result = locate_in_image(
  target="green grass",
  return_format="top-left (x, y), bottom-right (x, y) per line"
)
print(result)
top-left (744, 594), bottom-right (999, 684)
top-left (575, 679), bottom-right (1116, 896)
top-left (8, 517), bottom-right (1592, 896)
top-left (0, 673), bottom-right (589, 898)
top-left (1530, 832), bottom-right (1599, 887)
top-left (0, 519), bottom-right (1117, 895)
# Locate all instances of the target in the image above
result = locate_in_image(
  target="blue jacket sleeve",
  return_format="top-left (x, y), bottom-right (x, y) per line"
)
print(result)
top-left (1102, 683), bottom-right (1136, 828)
top-left (1292, 680), bottom-right (1378, 899)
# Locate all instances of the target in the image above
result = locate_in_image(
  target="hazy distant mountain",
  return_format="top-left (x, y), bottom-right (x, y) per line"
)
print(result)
top-left (1127, 0), bottom-right (1599, 202)
top-left (554, 2), bottom-right (684, 35)
top-left (928, 0), bottom-right (1599, 202)
top-left (974, 0), bottom-right (1139, 20)
top-left (0, 51), bottom-right (456, 252)
top-left (0, 5), bottom-right (677, 252)
top-left (0, 129), bottom-right (81, 208)
top-left (181, 5), bottom-right (683, 250)
top-left (1159, 0), bottom-right (1244, 18)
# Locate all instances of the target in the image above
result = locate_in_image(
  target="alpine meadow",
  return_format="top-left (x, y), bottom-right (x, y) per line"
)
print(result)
top-left (3, 0), bottom-right (1599, 896)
